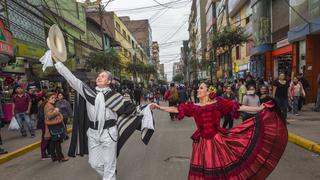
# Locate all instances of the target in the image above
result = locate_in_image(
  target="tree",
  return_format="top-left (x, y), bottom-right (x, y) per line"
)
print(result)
top-left (173, 73), bottom-right (184, 83)
top-left (143, 64), bottom-right (157, 83)
top-left (85, 49), bottom-right (122, 75)
top-left (126, 62), bottom-right (157, 84)
top-left (211, 26), bottom-right (249, 77)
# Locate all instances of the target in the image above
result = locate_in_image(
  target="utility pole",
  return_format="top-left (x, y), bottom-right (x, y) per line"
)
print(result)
top-left (99, 3), bottom-right (105, 51)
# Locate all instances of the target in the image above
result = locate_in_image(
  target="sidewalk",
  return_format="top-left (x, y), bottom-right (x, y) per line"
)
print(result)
top-left (0, 124), bottom-right (42, 153)
top-left (0, 123), bottom-right (72, 163)
top-left (287, 104), bottom-right (320, 143)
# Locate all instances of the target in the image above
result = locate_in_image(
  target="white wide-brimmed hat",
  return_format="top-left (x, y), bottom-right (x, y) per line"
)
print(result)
top-left (47, 24), bottom-right (67, 62)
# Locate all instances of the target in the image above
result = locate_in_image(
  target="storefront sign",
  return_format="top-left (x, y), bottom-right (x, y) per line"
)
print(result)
top-left (0, 19), bottom-right (13, 58)
top-left (239, 63), bottom-right (249, 71)
top-left (13, 39), bottom-right (46, 60)
top-left (276, 38), bottom-right (290, 49)
top-left (1, 58), bottom-right (25, 73)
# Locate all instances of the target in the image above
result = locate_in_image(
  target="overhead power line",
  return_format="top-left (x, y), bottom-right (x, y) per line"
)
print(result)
top-left (152, 0), bottom-right (173, 8)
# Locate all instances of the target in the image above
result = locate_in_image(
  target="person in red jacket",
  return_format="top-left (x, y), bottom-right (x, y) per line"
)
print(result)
top-left (164, 83), bottom-right (179, 121)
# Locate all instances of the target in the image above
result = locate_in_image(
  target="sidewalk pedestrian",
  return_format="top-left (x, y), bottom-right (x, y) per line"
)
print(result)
top-left (237, 79), bottom-right (247, 104)
top-left (245, 74), bottom-right (256, 89)
top-left (178, 85), bottom-right (188, 105)
top-left (273, 72), bottom-right (290, 122)
top-left (193, 84), bottom-right (199, 103)
top-left (164, 83), bottom-right (179, 121)
top-left (37, 97), bottom-right (50, 160)
top-left (44, 92), bottom-right (68, 162)
top-left (0, 146), bottom-right (7, 155)
top-left (27, 86), bottom-right (39, 130)
top-left (222, 86), bottom-right (236, 129)
top-left (134, 86), bottom-right (142, 105)
top-left (0, 100), bottom-right (4, 145)
top-left (56, 92), bottom-right (73, 140)
top-left (314, 73), bottom-right (320, 112)
top-left (12, 85), bottom-right (35, 137)
top-left (258, 85), bottom-right (272, 104)
top-left (242, 85), bottom-right (260, 121)
top-left (290, 77), bottom-right (306, 116)
top-left (297, 73), bottom-right (310, 110)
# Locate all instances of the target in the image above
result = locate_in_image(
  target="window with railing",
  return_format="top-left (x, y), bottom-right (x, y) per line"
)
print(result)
top-left (116, 22), bottom-right (120, 31)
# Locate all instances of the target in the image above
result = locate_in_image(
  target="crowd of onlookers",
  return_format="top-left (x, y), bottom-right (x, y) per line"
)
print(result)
top-left (162, 72), bottom-right (320, 128)
top-left (0, 84), bottom-right (73, 161)
top-left (1, 72), bottom-right (320, 157)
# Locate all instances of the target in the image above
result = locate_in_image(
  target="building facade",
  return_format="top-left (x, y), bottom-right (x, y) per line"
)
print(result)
top-left (88, 11), bottom-right (148, 82)
top-left (196, 0), bottom-right (209, 80)
top-left (229, 0), bottom-right (253, 79)
top-left (205, 0), bottom-right (217, 82)
top-left (152, 41), bottom-right (160, 81)
top-left (121, 17), bottom-right (152, 64)
top-left (188, 0), bottom-right (197, 83)
top-left (2, 0), bottom-right (46, 79)
top-left (287, 0), bottom-right (320, 103)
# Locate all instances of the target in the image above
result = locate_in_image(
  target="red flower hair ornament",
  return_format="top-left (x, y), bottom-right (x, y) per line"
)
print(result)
top-left (208, 86), bottom-right (217, 100)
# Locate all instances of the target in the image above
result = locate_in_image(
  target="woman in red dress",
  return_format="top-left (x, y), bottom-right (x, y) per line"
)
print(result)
top-left (153, 82), bottom-right (288, 180)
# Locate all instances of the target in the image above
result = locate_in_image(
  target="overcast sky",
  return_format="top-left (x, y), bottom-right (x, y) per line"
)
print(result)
top-left (104, 0), bottom-right (192, 81)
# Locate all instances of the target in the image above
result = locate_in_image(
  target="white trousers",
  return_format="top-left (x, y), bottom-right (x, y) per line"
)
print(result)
top-left (87, 127), bottom-right (118, 180)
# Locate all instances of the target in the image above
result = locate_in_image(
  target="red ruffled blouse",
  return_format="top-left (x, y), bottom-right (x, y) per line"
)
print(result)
top-left (177, 97), bottom-right (240, 141)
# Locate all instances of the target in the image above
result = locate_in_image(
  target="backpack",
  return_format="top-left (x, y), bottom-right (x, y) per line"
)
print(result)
top-left (169, 88), bottom-right (179, 102)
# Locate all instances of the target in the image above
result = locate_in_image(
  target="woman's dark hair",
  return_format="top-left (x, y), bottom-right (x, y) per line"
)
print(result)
top-left (260, 84), bottom-right (268, 90)
top-left (44, 92), bottom-right (56, 106)
top-left (57, 92), bottom-right (65, 99)
top-left (247, 84), bottom-right (256, 90)
top-left (238, 78), bottom-right (245, 84)
top-left (170, 83), bottom-right (175, 87)
top-left (200, 81), bottom-right (213, 89)
top-left (245, 74), bottom-right (253, 79)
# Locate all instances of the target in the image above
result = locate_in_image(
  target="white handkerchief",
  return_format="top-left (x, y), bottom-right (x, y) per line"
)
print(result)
top-left (39, 50), bottom-right (53, 72)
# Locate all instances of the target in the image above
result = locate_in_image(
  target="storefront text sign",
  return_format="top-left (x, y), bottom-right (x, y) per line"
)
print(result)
top-left (0, 19), bottom-right (13, 57)
top-left (13, 39), bottom-right (46, 60)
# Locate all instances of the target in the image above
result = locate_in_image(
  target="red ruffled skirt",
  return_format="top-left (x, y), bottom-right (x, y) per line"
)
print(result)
top-left (188, 108), bottom-right (288, 180)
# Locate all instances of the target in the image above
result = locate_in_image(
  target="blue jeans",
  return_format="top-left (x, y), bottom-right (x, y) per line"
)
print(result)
top-left (292, 96), bottom-right (300, 114)
top-left (15, 112), bottom-right (35, 136)
top-left (276, 97), bottom-right (288, 121)
top-left (315, 89), bottom-right (320, 112)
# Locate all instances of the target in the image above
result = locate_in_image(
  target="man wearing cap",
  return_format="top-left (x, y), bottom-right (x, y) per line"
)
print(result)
top-left (12, 85), bottom-right (35, 137)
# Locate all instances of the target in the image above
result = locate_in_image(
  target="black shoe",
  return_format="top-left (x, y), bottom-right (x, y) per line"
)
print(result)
top-left (58, 157), bottom-right (69, 163)
top-left (31, 134), bottom-right (35, 138)
top-left (0, 148), bottom-right (8, 155)
top-left (64, 135), bottom-right (69, 140)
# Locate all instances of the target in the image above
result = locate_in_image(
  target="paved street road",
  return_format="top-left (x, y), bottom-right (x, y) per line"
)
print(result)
top-left (1, 108), bottom-right (320, 180)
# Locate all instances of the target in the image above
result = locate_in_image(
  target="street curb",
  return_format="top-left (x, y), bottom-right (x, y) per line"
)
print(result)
top-left (0, 128), bottom-right (72, 165)
top-left (288, 132), bottom-right (320, 154)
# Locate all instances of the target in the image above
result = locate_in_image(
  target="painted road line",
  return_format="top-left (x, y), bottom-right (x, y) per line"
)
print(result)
top-left (288, 133), bottom-right (320, 154)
